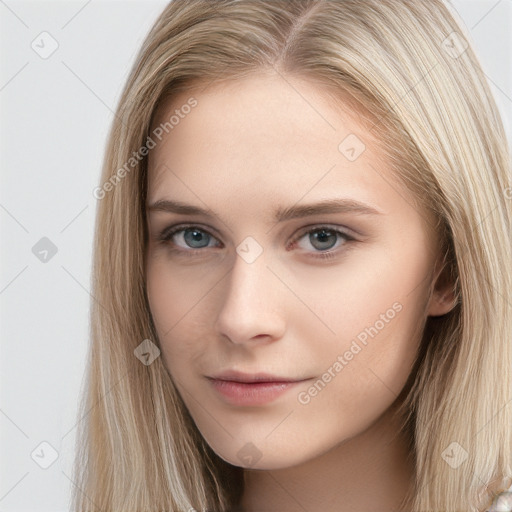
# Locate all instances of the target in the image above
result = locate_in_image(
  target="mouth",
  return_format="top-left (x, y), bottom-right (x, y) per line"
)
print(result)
top-left (206, 369), bottom-right (309, 383)
top-left (205, 370), bottom-right (312, 406)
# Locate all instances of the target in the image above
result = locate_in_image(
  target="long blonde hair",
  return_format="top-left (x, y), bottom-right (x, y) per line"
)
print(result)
top-left (72, 1), bottom-right (512, 510)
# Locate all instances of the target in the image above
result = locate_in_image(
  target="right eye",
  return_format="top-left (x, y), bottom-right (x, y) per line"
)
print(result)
top-left (158, 224), bottom-right (222, 254)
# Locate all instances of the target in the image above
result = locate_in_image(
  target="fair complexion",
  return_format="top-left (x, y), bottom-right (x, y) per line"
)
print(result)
top-left (145, 71), bottom-right (455, 512)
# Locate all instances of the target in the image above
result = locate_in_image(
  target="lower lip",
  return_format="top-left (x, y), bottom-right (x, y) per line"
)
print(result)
top-left (207, 378), bottom-right (305, 406)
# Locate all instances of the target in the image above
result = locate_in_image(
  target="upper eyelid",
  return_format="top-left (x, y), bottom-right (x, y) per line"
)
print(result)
top-left (292, 223), bottom-right (355, 239)
top-left (159, 223), bottom-right (223, 244)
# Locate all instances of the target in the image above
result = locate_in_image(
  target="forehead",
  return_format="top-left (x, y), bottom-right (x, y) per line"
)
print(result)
top-left (149, 74), bottom-right (387, 184)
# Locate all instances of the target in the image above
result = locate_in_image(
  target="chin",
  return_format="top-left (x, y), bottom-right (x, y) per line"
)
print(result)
top-left (208, 438), bottom-right (316, 471)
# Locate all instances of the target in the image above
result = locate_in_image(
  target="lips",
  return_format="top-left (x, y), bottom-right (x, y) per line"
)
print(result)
top-left (206, 369), bottom-right (307, 383)
top-left (205, 369), bottom-right (312, 406)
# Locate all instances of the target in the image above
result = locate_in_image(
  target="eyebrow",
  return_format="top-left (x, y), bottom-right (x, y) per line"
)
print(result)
top-left (147, 198), bottom-right (383, 221)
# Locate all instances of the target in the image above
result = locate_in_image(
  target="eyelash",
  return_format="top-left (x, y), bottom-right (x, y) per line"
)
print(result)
top-left (156, 223), bottom-right (356, 261)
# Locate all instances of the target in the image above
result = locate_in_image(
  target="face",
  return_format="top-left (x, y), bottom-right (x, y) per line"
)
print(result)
top-left (145, 72), bottom-right (450, 470)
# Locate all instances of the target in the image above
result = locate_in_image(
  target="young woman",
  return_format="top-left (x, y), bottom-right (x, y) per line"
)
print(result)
top-left (73, 1), bottom-right (512, 510)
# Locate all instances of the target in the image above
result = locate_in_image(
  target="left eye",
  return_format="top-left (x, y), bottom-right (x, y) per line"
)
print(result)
top-left (157, 224), bottom-right (355, 258)
top-left (159, 225), bottom-right (220, 250)
top-left (290, 226), bottom-right (354, 253)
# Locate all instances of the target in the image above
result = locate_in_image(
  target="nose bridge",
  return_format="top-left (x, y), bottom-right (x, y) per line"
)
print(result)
top-left (227, 255), bottom-right (265, 308)
top-left (214, 244), bottom-right (284, 343)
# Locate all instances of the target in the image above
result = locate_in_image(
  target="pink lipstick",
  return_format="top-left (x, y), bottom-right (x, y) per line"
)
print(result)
top-left (206, 370), bottom-right (311, 406)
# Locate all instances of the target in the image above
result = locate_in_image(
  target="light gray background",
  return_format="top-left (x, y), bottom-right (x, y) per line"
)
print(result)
top-left (1, 1), bottom-right (511, 510)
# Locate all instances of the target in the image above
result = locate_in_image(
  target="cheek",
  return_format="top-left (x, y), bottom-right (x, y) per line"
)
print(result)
top-left (145, 255), bottom-right (214, 369)
top-left (284, 279), bottom-right (427, 462)
top-left (146, 248), bottom-right (220, 325)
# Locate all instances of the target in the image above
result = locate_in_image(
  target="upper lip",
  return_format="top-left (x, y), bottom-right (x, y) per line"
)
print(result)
top-left (207, 370), bottom-right (309, 383)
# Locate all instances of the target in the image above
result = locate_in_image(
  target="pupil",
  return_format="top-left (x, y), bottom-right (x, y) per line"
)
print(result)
top-left (185, 229), bottom-right (209, 248)
top-left (312, 229), bottom-right (336, 250)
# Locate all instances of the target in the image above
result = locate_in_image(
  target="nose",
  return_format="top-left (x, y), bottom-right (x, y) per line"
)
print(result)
top-left (214, 248), bottom-right (286, 345)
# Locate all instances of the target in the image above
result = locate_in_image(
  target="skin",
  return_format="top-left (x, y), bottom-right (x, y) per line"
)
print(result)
top-left (144, 71), bottom-right (455, 512)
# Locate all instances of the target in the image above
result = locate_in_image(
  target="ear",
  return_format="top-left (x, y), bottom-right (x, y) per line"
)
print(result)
top-left (427, 262), bottom-right (457, 317)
